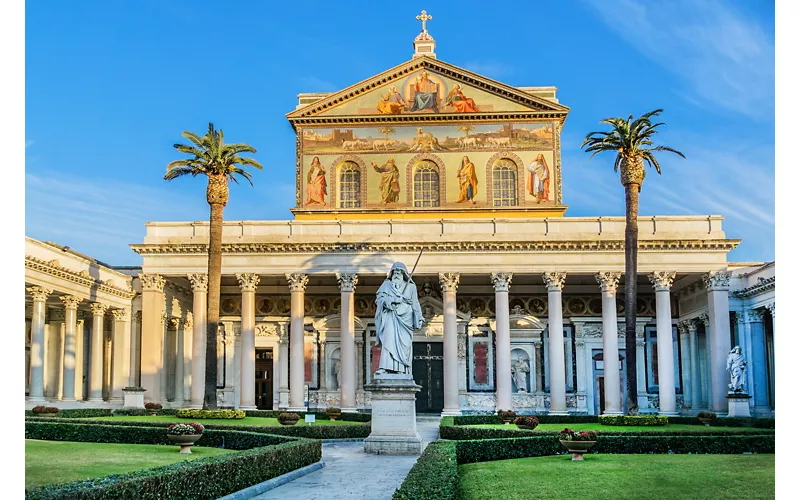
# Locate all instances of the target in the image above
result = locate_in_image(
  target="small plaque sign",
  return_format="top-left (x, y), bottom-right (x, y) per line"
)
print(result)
top-left (305, 414), bottom-right (316, 424)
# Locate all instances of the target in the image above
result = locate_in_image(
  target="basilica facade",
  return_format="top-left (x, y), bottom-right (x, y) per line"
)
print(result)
top-left (24, 25), bottom-right (776, 417)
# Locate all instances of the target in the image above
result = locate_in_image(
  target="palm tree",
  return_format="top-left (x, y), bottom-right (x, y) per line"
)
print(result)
top-left (379, 127), bottom-right (396, 140)
top-left (457, 124), bottom-right (475, 138)
top-left (580, 109), bottom-right (684, 415)
top-left (165, 122), bottom-right (263, 409)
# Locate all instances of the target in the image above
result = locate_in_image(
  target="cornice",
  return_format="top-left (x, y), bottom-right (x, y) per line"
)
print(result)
top-left (25, 255), bottom-right (136, 299)
top-left (131, 239), bottom-right (741, 255)
top-left (731, 276), bottom-right (775, 299)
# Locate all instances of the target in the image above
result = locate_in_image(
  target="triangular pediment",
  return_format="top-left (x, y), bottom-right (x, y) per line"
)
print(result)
top-left (287, 57), bottom-right (569, 122)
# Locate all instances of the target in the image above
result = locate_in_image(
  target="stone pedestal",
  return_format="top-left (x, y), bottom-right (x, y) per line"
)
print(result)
top-left (122, 387), bottom-right (146, 409)
top-left (364, 373), bottom-right (423, 455)
top-left (727, 393), bottom-right (752, 418)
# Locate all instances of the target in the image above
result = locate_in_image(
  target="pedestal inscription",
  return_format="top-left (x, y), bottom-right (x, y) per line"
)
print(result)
top-left (726, 393), bottom-right (752, 418)
top-left (364, 373), bottom-right (423, 455)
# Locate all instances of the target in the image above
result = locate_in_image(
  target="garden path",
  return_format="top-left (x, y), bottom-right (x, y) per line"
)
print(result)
top-left (251, 415), bottom-right (441, 500)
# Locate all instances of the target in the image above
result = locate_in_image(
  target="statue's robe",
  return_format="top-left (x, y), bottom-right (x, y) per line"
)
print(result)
top-left (375, 277), bottom-right (424, 374)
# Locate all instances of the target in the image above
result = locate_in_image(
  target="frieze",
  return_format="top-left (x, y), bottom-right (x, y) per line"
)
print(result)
top-left (255, 323), bottom-right (279, 337)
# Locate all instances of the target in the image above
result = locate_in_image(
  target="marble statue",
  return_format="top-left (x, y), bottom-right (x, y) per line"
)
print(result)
top-left (511, 357), bottom-right (530, 393)
top-left (374, 262), bottom-right (424, 374)
top-left (334, 358), bottom-right (341, 389)
top-left (726, 346), bottom-right (747, 393)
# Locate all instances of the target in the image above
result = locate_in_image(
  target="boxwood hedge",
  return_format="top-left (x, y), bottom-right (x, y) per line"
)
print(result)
top-left (598, 415), bottom-right (668, 426)
top-left (175, 409), bottom-right (246, 419)
top-left (392, 441), bottom-right (458, 500)
top-left (25, 421), bottom-right (320, 500)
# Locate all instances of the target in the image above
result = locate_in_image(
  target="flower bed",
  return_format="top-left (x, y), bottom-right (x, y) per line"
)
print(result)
top-left (31, 406), bottom-right (60, 416)
top-left (598, 415), bottom-right (668, 426)
top-left (25, 421), bottom-right (320, 500)
top-left (175, 409), bottom-right (245, 420)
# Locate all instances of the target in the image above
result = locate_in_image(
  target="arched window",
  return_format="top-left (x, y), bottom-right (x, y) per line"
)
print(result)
top-left (338, 161), bottom-right (361, 208)
top-left (413, 161), bottom-right (440, 207)
top-left (492, 158), bottom-right (518, 206)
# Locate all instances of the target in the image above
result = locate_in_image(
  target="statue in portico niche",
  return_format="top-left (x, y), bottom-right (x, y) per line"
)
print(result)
top-left (374, 262), bottom-right (425, 375)
top-left (511, 356), bottom-right (530, 393)
top-left (726, 346), bottom-right (747, 393)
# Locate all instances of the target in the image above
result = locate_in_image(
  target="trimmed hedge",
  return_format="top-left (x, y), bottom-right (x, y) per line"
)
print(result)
top-left (452, 414), bottom-right (600, 425)
top-left (25, 416), bottom-right (372, 440)
top-left (392, 441), bottom-right (458, 500)
top-left (244, 409), bottom-right (372, 422)
top-left (25, 408), bottom-right (114, 419)
top-left (25, 421), bottom-right (320, 500)
top-left (175, 409), bottom-right (246, 420)
top-left (599, 415), bottom-right (668, 426)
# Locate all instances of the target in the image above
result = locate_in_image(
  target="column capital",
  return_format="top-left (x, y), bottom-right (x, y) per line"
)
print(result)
top-left (59, 295), bottom-right (82, 309)
top-left (187, 273), bottom-right (209, 292)
top-left (746, 308), bottom-right (766, 322)
top-left (236, 273), bottom-right (261, 292)
top-left (533, 340), bottom-right (543, 348)
top-left (677, 320), bottom-right (692, 334)
top-left (595, 272), bottom-right (621, 292)
top-left (702, 271), bottom-right (732, 291)
top-left (89, 302), bottom-right (109, 316)
top-left (286, 272), bottom-right (309, 292)
top-left (542, 272), bottom-right (566, 292)
top-left (27, 286), bottom-right (52, 301)
top-left (648, 271), bottom-right (677, 291)
top-left (111, 308), bottom-right (128, 321)
top-left (696, 312), bottom-right (710, 327)
top-left (766, 302), bottom-right (775, 318)
top-left (440, 272), bottom-right (461, 292)
top-left (489, 272), bottom-right (511, 292)
top-left (336, 272), bottom-right (359, 292)
top-left (139, 273), bottom-right (166, 292)
top-left (184, 312), bottom-right (194, 329)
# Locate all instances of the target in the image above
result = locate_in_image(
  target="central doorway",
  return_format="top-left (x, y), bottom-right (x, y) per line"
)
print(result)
top-left (255, 349), bottom-right (274, 410)
top-left (412, 342), bottom-right (444, 413)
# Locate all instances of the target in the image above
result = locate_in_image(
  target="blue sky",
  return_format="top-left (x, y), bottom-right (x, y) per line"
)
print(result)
top-left (24, 0), bottom-right (775, 265)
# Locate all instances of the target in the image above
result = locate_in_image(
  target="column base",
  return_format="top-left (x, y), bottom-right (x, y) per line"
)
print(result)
top-left (239, 405), bottom-right (257, 411)
top-left (287, 406), bottom-right (307, 413)
top-left (342, 407), bottom-right (359, 413)
top-left (365, 434), bottom-right (423, 455)
top-left (59, 397), bottom-right (76, 402)
top-left (441, 408), bottom-right (462, 416)
top-left (601, 410), bottom-right (624, 416)
top-left (548, 410), bottom-right (569, 416)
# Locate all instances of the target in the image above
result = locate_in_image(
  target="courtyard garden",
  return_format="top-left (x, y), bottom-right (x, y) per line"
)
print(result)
top-left (89, 415), bottom-right (364, 427)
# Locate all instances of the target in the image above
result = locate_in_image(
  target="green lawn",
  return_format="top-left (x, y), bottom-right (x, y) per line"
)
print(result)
top-left (90, 415), bottom-right (363, 426)
top-left (458, 454), bottom-right (775, 500)
top-left (25, 440), bottom-right (235, 489)
top-left (467, 423), bottom-right (771, 433)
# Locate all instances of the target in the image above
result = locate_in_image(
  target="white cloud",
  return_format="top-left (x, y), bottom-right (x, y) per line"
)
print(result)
top-left (585, 0), bottom-right (774, 120)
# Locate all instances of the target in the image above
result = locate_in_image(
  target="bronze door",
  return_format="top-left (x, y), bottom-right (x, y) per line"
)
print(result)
top-left (255, 349), bottom-right (274, 410)
top-left (412, 342), bottom-right (444, 413)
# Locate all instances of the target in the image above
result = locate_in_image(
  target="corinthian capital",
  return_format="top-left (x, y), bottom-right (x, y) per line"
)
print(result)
top-left (648, 271), bottom-right (677, 291)
top-left (336, 272), bottom-right (358, 292)
top-left (542, 272), bottom-right (566, 292)
top-left (766, 303), bottom-right (775, 318)
top-left (236, 273), bottom-right (260, 292)
top-left (139, 273), bottom-right (166, 292)
top-left (187, 273), bottom-right (209, 292)
top-left (59, 295), bottom-right (82, 309)
top-left (286, 273), bottom-right (309, 292)
top-left (490, 272), bottom-right (512, 292)
top-left (696, 312), bottom-right (710, 327)
top-left (111, 309), bottom-right (128, 321)
top-left (89, 302), bottom-right (109, 316)
top-left (595, 272), bottom-right (621, 292)
top-left (440, 272), bottom-right (461, 292)
top-left (27, 286), bottom-right (52, 302)
top-left (702, 271), bottom-right (732, 291)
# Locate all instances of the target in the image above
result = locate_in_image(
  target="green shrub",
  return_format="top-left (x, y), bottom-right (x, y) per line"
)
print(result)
top-left (598, 415), bottom-right (668, 426)
top-left (453, 414), bottom-right (599, 426)
top-left (696, 411), bottom-right (718, 420)
top-left (393, 441), bottom-right (458, 500)
top-left (25, 422), bottom-right (320, 500)
top-left (24, 408), bottom-right (114, 419)
top-left (112, 408), bottom-right (150, 417)
top-left (243, 409), bottom-right (371, 422)
top-left (175, 408), bottom-right (246, 420)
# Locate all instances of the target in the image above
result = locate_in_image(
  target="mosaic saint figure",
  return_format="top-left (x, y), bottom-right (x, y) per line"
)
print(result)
top-left (446, 84), bottom-right (479, 113)
top-left (456, 155), bottom-right (478, 203)
top-left (377, 86), bottom-right (406, 114)
top-left (371, 159), bottom-right (401, 204)
top-left (408, 71), bottom-right (439, 112)
top-left (306, 156), bottom-right (327, 205)
top-left (527, 154), bottom-right (550, 202)
top-left (374, 262), bottom-right (424, 375)
top-left (727, 346), bottom-right (747, 393)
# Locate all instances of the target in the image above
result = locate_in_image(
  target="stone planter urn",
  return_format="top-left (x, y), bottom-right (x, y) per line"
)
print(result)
top-left (278, 414), bottom-right (300, 426)
top-left (559, 440), bottom-right (597, 461)
top-left (516, 424), bottom-right (535, 430)
top-left (698, 418), bottom-right (713, 426)
top-left (167, 434), bottom-right (202, 454)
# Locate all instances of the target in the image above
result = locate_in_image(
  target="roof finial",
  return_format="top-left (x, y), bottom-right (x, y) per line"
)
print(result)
top-left (413, 9), bottom-right (436, 59)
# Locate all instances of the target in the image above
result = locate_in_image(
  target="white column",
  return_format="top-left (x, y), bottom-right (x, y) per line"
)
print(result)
top-left (88, 302), bottom-right (109, 402)
top-left (278, 331), bottom-right (289, 409)
top-left (648, 272), bottom-right (678, 415)
top-left (183, 313), bottom-right (193, 404)
top-left (737, 312), bottom-right (755, 399)
top-left (286, 273), bottom-right (308, 412)
top-left (703, 271), bottom-right (733, 413)
top-left (237, 273), bottom-right (260, 410)
top-left (533, 341), bottom-right (544, 394)
top-left (139, 273), bottom-right (166, 402)
top-left (543, 272), bottom-right (567, 415)
top-left (111, 309), bottom-right (131, 402)
top-left (187, 274), bottom-right (208, 408)
top-left (173, 318), bottom-right (184, 403)
top-left (440, 272), bottom-right (461, 416)
top-left (688, 321), bottom-right (700, 409)
top-left (678, 321), bottom-right (692, 410)
top-left (59, 295), bottom-right (81, 401)
top-left (491, 272), bottom-right (513, 412)
top-left (596, 272), bottom-right (622, 415)
top-left (27, 287), bottom-right (52, 402)
top-left (336, 273), bottom-right (358, 412)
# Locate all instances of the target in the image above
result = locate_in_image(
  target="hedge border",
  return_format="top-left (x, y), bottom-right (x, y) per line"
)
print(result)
top-left (25, 415), bottom-right (371, 440)
top-left (25, 421), bottom-right (320, 500)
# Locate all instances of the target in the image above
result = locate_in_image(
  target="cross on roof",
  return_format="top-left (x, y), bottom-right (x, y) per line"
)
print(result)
top-left (416, 10), bottom-right (432, 32)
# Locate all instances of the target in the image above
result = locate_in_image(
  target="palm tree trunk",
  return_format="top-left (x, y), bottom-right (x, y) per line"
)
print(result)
top-left (204, 174), bottom-right (228, 410)
top-left (624, 183), bottom-right (640, 415)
